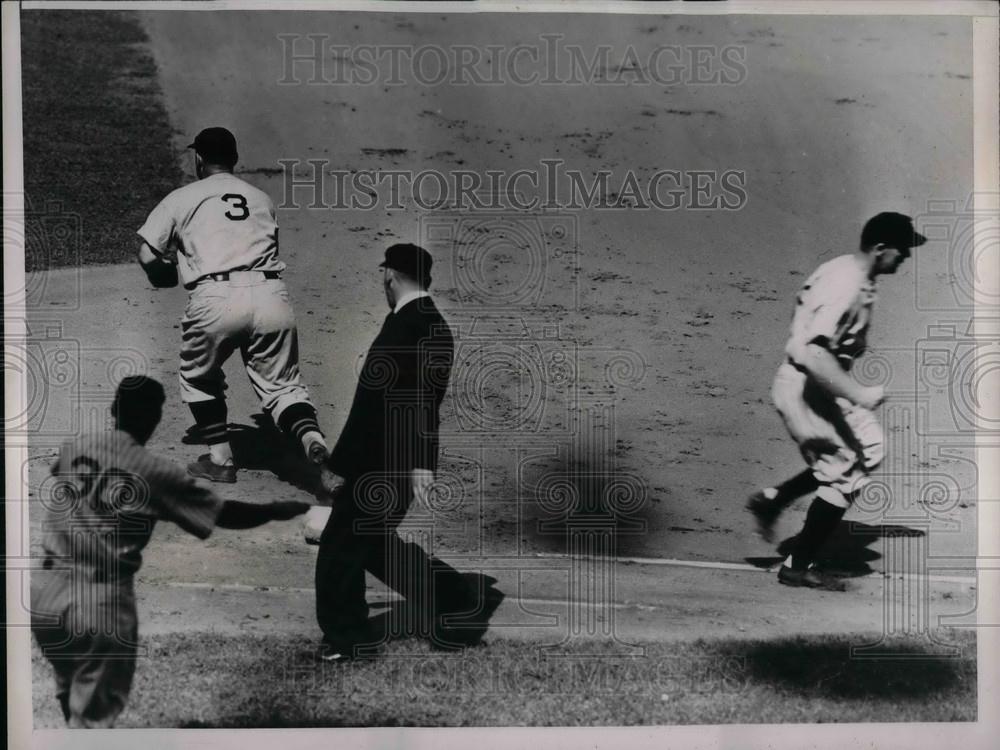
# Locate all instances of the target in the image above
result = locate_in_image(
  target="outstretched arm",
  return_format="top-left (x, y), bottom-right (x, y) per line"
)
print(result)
top-left (137, 242), bottom-right (178, 288)
top-left (146, 456), bottom-right (308, 537)
top-left (215, 500), bottom-right (311, 529)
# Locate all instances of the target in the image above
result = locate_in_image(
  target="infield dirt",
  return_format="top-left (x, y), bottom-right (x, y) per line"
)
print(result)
top-left (21, 10), bottom-right (978, 642)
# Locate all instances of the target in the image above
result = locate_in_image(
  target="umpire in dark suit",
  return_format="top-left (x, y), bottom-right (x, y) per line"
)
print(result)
top-left (315, 243), bottom-right (495, 660)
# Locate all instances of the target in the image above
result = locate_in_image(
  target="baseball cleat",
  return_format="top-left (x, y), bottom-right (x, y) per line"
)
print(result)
top-left (746, 491), bottom-right (780, 543)
top-left (187, 454), bottom-right (237, 483)
top-left (307, 440), bottom-right (344, 495)
top-left (777, 565), bottom-right (846, 592)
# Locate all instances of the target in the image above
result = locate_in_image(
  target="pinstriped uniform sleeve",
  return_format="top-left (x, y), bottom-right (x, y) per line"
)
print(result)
top-left (130, 448), bottom-right (224, 539)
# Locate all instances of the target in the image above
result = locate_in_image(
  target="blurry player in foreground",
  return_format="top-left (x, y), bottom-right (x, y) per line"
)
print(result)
top-left (31, 375), bottom-right (310, 727)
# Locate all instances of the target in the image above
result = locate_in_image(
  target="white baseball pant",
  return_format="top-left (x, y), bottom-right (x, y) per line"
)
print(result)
top-left (178, 272), bottom-right (315, 421)
top-left (770, 362), bottom-right (884, 507)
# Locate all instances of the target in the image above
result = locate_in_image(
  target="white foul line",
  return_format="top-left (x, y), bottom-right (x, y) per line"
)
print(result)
top-left (529, 552), bottom-right (977, 584)
top-left (147, 550), bottom-right (976, 592)
top-left (531, 551), bottom-right (767, 572)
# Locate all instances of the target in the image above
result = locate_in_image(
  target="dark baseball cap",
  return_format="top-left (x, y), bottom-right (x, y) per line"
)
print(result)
top-left (861, 212), bottom-right (927, 251)
top-left (379, 243), bottom-right (433, 281)
top-left (187, 127), bottom-right (238, 166)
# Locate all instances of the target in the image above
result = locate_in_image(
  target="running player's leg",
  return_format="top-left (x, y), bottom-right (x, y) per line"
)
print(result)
top-left (58, 587), bottom-right (139, 728)
top-left (763, 364), bottom-right (857, 589)
top-left (747, 469), bottom-right (818, 541)
top-left (782, 400), bottom-right (884, 574)
top-left (242, 332), bottom-right (323, 450)
top-left (774, 400), bottom-right (886, 587)
top-left (776, 439), bottom-right (876, 591)
top-left (244, 280), bottom-right (338, 491)
top-left (180, 284), bottom-right (242, 481)
top-left (32, 607), bottom-right (74, 724)
top-left (748, 365), bottom-right (823, 541)
top-left (61, 630), bottom-right (137, 728)
top-left (840, 401), bottom-right (885, 472)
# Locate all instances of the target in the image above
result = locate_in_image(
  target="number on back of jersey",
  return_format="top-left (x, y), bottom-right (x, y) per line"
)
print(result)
top-left (222, 193), bottom-right (249, 221)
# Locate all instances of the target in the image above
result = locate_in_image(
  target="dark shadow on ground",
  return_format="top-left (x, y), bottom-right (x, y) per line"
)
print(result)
top-left (184, 413), bottom-right (325, 497)
top-left (744, 521), bottom-right (927, 577)
top-left (367, 572), bottom-right (505, 650)
top-left (711, 633), bottom-right (975, 700)
top-left (518, 452), bottom-right (657, 558)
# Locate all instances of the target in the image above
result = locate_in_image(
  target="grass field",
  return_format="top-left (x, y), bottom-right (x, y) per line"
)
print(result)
top-left (20, 10), bottom-right (181, 270)
top-left (31, 631), bottom-right (976, 727)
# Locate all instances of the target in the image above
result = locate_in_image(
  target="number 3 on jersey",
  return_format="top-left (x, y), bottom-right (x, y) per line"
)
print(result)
top-left (222, 193), bottom-right (249, 221)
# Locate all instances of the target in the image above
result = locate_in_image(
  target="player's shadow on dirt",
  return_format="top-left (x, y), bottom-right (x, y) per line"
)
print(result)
top-left (367, 572), bottom-right (505, 649)
top-left (517, 455), bottom-right (656, 558)
top-left (744, 521), bottom-right (926, 577)
top-left (713, 634), bottom-right (974, 700)
top-left (184, 413), bottom-right (326, 496)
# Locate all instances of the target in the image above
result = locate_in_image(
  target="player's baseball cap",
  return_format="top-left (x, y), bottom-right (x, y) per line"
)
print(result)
top-left (112, 376), bottom-right (165, 417)
top-left (188, 127), bottom-right (239, 167)
top-left (861, 212), bottom-right (927, 252)
top-left (379, 243), bottom-right (433, 282)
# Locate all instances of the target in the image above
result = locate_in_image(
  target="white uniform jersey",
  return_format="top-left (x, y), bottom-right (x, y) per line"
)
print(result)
top-left (787, 254), bottom-right (877, 370)
top-left (137, 172), bottom-right (285, 285)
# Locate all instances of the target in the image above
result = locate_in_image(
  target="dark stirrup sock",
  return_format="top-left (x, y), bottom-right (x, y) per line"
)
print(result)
top-left (759, 469), bottom-right (820, 514)
top-left (189, 399), bottom-right (229, 445)
top-left (276, 402), bottom-right (322, 446)
top-left (790, 497), bottom-right (847, 570)
top-left (775, 469), bottom-right (819, 505)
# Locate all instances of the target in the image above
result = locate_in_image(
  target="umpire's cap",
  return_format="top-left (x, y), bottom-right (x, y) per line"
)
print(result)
top-left (861, 212), bottom-right (927, 252)
top-left (380, 243), bottom-right (433, 284)
top-left (188, 127), bottom-right (239, 167)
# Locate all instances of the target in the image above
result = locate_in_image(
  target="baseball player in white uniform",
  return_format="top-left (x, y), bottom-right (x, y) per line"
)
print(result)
top-left (747, 212), bottom-right (927, 590)
top-left (136, 127), bottom-right (338, 491)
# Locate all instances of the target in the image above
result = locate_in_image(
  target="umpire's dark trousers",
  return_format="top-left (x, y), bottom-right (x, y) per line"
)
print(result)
top-left (314, 472), bottom-right (473, 648)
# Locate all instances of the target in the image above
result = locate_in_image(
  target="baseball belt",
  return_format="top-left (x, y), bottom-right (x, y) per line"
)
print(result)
top-left (184, 270), bottom-right (282, 290)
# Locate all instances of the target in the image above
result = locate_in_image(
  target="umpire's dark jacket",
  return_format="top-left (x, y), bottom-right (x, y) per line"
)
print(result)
top-left (329, 295), bottom-right (453, 477)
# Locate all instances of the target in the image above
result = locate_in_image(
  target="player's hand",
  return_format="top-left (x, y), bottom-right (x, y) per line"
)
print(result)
top-left (269, 500), bottom-right (312, 521)
top-left (856, 385), bottom-right (886, 411)
top-left (411, 469), bottom-right (435, 507)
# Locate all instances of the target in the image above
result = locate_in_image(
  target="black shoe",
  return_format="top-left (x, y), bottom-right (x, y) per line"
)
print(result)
top-left (431, 587), bottom-right (506, 651)
top-left (187, 454), bottom-right (237, 483)
top-left (777, 565), bottom-right (846, 592)
top-left (747, 491), bottom-right (780, 543)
